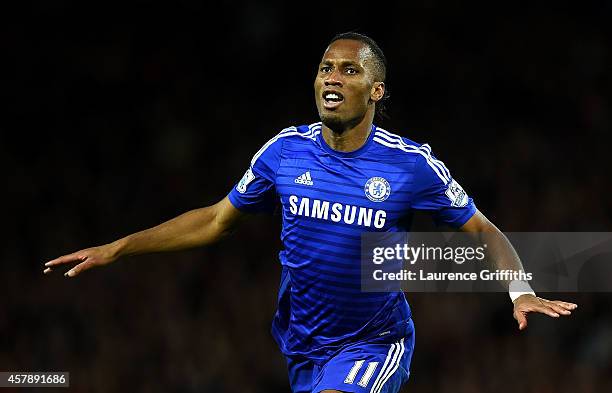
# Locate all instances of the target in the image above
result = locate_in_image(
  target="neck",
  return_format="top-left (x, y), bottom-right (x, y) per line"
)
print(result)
top-left (322, 113), bottom-right (374, 153)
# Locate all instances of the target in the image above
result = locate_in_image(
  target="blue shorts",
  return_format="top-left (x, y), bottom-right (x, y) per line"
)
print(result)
top-left (285, 319), bottom-right (415, 393)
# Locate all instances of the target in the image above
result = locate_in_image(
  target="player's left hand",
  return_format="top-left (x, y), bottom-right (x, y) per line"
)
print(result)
top-left (513, 294), bottom-right (577, 330)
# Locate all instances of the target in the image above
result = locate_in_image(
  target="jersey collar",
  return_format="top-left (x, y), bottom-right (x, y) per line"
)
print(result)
top-left (317, 124), bottom-right (377, 158)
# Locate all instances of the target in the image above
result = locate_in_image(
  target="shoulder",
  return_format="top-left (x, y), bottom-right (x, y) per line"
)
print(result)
top-left (371, 125), bottom-right (433, 163)
top-left (250, 122), bottom-right (321, 165)
top-left (372, 126), bottom-right (451, 184)
top-left (372, 125), bottom-right (426, 151)
top-left (277, 122), bottom-right (322, 144)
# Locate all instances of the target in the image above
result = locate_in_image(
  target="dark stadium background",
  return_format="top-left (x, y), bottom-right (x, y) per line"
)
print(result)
top-left (3, 1), bottom-right (611, 392)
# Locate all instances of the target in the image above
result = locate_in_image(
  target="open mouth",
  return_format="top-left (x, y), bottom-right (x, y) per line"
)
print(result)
top-left (322, 90), bottom-right (344, 109)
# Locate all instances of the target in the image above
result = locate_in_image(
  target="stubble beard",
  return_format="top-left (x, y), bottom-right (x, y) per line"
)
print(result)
top-left (320, 112), bottom-right (347, 133)
top-left (319, 110), bottom-right (366, 134)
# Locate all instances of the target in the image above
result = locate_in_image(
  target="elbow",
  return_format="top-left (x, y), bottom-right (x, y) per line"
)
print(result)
top-left (210, 207), bottom-right (237, 242)
top-left (461, 210), bottom-right (500, 233)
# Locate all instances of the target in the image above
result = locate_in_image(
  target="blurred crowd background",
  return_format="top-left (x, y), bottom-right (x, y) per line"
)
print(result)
top-left (2, 1), bottom-right (611, 392)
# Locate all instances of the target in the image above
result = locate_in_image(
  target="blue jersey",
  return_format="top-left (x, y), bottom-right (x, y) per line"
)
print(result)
top-left (228, 122), bottom-right (476, 361)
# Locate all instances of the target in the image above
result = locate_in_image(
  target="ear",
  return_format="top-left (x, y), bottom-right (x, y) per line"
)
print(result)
top-left (370, 82), bottom-right (385, 103)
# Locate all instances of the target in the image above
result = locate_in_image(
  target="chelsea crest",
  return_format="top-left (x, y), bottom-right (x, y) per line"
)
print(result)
top-left (364, 177), bottom-right (391, 202)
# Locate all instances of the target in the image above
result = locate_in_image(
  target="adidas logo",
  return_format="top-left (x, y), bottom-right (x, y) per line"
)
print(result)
top-left (295, 171), bottom-right (314, 186)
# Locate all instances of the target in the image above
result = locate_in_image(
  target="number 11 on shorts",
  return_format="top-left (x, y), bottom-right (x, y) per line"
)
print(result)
top-left (344, 360), bottom-right (379, 387)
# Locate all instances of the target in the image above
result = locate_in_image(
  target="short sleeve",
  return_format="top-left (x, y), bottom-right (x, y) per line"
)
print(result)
top-left (410, 146), bottom-right (477, 227)
top-left (227, 134), bottom-right (283, 213)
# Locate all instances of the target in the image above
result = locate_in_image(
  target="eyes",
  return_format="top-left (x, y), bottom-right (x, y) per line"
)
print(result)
top-left (319, 65), bottom-right (359, 75)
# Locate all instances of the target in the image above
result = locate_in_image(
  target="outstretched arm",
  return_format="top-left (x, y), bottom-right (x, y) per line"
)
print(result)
top-left (44, 196), bottom-right (247, 278)
top-left (460, 210), bottom-right (577, 330)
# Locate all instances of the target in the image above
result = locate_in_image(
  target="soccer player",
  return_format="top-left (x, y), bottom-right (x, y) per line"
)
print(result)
top-left (44, 32), bottom-right (577, 393)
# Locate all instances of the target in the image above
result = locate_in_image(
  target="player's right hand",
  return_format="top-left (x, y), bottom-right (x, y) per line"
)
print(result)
top-left (43, 245), bottom-right (118, 278)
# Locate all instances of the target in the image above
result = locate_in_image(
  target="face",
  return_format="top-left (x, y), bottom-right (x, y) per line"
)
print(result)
top-left (314, 39), bottom-right (385, 131)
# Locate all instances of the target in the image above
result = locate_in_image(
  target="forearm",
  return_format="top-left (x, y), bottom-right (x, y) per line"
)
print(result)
top-left (477, 228), bottom-right (526, 287)
top-left (44, 197), bottom-right (245, 277)
top-left (461, 211), bottom-right (531, 291)
top-left (110, 206), bottom-right (229, 259)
